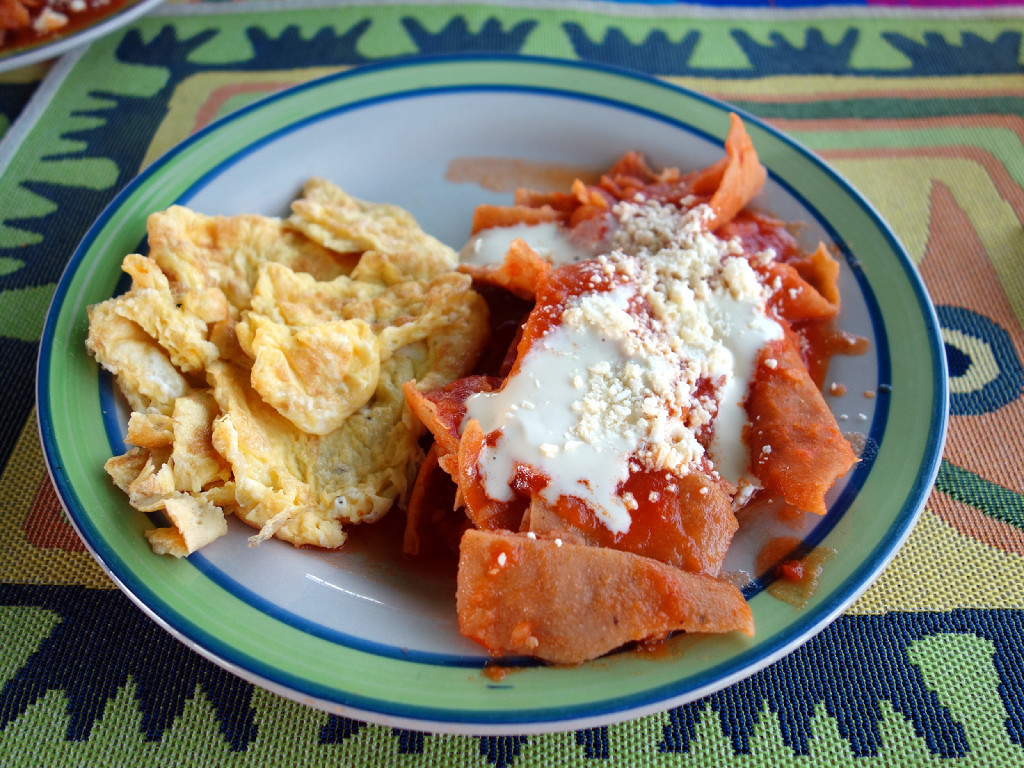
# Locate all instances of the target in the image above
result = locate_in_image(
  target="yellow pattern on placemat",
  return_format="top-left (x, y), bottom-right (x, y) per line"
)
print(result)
top-left (849, 506), bottom-right (1024, 615)
top-left (666, 73), bottom-right (1024, 102)
top-left (0, 410), bottom-right (112, 588)
top-left (142, 68), bottom-right (347, 169)
top-left (832, 155), bottom-right (1024, 312)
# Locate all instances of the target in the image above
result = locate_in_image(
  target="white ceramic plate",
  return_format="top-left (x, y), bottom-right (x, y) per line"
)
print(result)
top-left (37, 55), bottom-right (947, 734)
top-left (0, 0), bottom-right (163, 73)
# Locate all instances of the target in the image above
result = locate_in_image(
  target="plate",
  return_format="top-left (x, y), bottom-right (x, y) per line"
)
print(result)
top-left (0, 0), bottom-right (164, 73)
top-left (37, 55), bottom-right (948, 734)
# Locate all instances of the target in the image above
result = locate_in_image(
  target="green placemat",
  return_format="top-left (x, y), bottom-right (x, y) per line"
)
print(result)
top-left (2, 3), bottom-right (1024, 765)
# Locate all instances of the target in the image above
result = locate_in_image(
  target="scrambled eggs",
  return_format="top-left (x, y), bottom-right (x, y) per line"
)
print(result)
top-left (88, 179), bottom-right (488, 556)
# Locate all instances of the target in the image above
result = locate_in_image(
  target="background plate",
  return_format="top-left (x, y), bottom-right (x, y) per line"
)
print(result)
top-left (36, 55), bottom-right (947, 734)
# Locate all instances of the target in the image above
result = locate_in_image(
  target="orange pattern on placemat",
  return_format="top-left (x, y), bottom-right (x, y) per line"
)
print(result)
top-left (676, 75), bottom-right (1024, 106)
top-left (192, 80), bottom-right (298, 133)
top-left (25, 477), bottom-right (86, 552)
top-left (0, 409), bottom-right (111, 587)
top-left (774, 115), bottom-right (1024, 150)
top-left (930, 489), bottom-right (1024, 557)
top-left (919, 179), bottom-right (1024, 490)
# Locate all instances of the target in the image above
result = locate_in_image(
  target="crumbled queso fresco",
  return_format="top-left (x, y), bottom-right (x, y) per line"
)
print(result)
top-left (463, 197), bottom-right (783, 535)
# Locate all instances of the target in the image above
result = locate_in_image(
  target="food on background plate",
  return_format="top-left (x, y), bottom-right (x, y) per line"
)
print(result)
top-left (1, 0), bottom-right (126, 49)
top-left (87, 179), bottom-right (488, 556)
top-left (405, 113), bottom-right (859, 663)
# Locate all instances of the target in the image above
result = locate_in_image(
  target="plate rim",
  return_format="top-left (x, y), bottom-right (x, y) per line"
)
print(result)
top-left (35, 53), bottom-right (949, 733)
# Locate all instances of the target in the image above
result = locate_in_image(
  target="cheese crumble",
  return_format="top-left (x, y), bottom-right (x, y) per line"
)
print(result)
top-left (463, 201), bottom-right (782, 534)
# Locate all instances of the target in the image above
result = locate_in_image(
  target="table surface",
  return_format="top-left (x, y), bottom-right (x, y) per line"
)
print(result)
top-left (2, 1), bottom-right (1024, 766)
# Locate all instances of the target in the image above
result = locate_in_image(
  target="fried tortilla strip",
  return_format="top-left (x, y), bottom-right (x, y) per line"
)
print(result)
top-left (455, 418), bottom-right (525, 532)
top-left (457, 529), bottom-right (754, 665)
top-left (764, 260), bottom-right (839, 323)
top-left (688, 112), bottom-right (767, 232)
top-left (745, 337), bottom-right (858, 514)
top-left (458, 238), bottom-right (551, 300)
top-left (798, 242), bottom-right (842, 307)
top-left (403, 443), bottom-right (439, 557)
top-left (524, 469), bottom-right (738, 577)
top-left (469, 203), bottom-right (565, 235)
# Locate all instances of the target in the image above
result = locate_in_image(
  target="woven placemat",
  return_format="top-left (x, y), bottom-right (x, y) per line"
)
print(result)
top-left (2, 3), bottom-right (1023, 765)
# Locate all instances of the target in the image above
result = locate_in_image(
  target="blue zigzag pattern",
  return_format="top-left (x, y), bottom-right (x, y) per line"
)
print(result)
top-left (5, 585), bottom-right (1024, 762)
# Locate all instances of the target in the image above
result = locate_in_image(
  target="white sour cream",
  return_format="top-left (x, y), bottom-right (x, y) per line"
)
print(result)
top-left (460, 222), bottom-right (592, 268)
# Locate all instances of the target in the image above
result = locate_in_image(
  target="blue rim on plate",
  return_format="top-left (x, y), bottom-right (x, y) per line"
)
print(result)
top-left (36, 54), bottom-right (948, 734)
